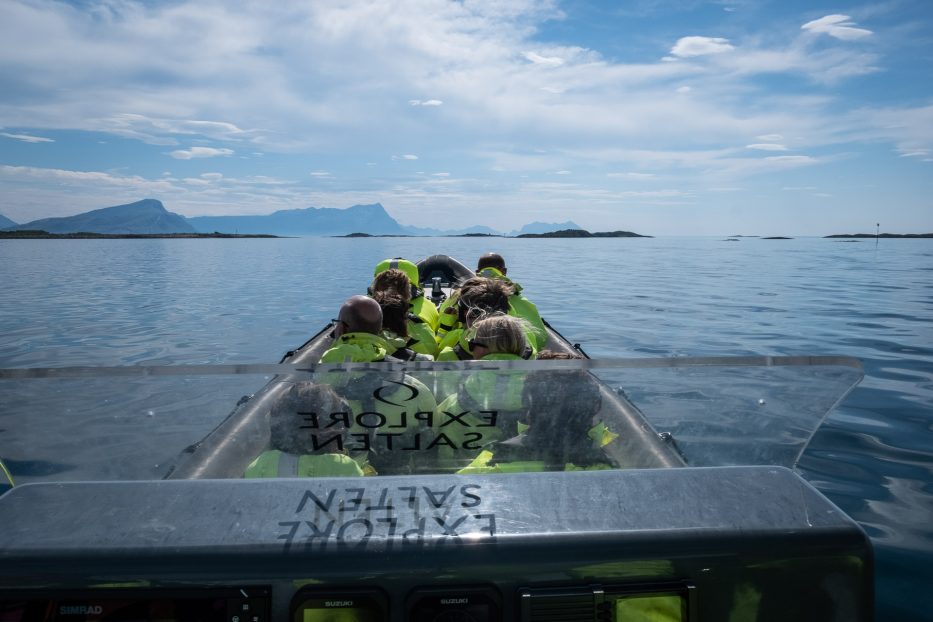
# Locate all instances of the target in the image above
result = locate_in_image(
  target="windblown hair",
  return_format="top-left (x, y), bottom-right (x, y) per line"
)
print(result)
top-left (372, 290), bottom-right (409, 337)
top-left (472, 314), bottom-right (528, 357)
top-left (458, 277), bottom-right (513, 326)
top-left (269, 382), bottom-right (351, 455)
top-left (369, 268), bottom-right (415, 337)
top-left (370, 268), bottom-right (412, 303)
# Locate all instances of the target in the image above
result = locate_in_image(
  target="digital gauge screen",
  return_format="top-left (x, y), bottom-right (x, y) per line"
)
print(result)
top-left (291, 589), bottom-right (387, 622)
top-left (0, 586), bottom-right (270, 622)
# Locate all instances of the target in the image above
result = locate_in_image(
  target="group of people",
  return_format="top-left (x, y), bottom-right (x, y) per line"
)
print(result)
top-left (320, 253), bottom-right (546, 365)
top-left (244, 253), bottom-right (616, 479)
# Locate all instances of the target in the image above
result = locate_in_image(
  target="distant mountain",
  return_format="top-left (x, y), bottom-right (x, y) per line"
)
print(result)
top-left (3, 199), bottom-right (640, 238)
top-left (401, 224), bottom-right (502, 236)
top-left (5, 199), bottom-right (194, 234)
top-left (188, 203), bottom-right (406, 235)
top-left (511, 220), bottom-right (582, 236)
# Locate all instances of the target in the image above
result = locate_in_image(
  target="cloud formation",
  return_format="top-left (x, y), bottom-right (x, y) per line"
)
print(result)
top-left (0, 0), bottom-right (929, 234)
top-left (801, 15), bottom-right (873, 41)
top-left (668, 36), bottom-right (735, 59)
top-left (169, 147), bottom-right (235, 160)
top-left (1, 132), bottom-right (54, 143)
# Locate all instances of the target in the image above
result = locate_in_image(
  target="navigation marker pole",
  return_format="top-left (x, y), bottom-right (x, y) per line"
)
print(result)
top-left (876, 222), bottom-right (880, 247)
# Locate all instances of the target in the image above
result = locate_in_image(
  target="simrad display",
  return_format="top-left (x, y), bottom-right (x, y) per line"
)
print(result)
top-left (0, 586), bottom-right (271, 622)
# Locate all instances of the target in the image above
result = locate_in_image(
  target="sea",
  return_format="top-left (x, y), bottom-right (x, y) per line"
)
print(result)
top-left (1, 235), bottom-right (931, 620)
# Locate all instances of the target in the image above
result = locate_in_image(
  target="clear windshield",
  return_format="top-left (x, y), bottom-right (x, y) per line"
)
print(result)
top-left (0, 357), bottom-right (862, 484)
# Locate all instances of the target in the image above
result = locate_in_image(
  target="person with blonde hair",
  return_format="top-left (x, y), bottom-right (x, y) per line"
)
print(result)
top-left (469, 313), bottom-right (529, 361)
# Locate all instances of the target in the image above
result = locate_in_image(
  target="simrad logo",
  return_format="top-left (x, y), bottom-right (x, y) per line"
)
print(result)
top-left (60, 605), bottom-right (104, 615)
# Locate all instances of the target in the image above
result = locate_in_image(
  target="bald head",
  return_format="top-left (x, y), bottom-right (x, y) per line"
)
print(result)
top-left (476, 252), bottom-right (506, 274)
top-left (337, 295), bottom-right (382, 336)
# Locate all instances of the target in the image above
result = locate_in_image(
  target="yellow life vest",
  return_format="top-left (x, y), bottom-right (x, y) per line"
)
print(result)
top-left (244, 450), bottom-right (364, 478)
top-left (319, 332), bottom-right (391, 363)
top-left (455, 450), bottom-right (612, 474)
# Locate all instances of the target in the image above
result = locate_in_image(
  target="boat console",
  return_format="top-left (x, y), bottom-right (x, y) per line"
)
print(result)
top-left (0, 465), bottom-right (871, 621)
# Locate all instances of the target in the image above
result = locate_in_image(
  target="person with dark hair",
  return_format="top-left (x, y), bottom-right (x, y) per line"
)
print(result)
top-left (370, 268), bottom-right (436, 359)
top-left (373, 257), bottom-right (439, 330)
top-left (319, 295), bottom-right (391, 363)
top-left (435, 277), bottom-right (519, 361)
top-left (244, 382), bottom-right (364, 478)
top-left (436, 254), bottom-right (547, 351)
top-left (457, 368), bottom-right (614, 474)
top-left (474, 253), bottom-right (547, 351)
top-left (476, 252), bottom-right (507, 273)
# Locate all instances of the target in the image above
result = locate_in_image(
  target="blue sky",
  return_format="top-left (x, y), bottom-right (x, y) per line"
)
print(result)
top-left (1, 0), bottom-right (931, 235)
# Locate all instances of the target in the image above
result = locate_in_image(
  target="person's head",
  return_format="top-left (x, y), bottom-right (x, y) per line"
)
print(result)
top-left (458, 277), bottom-right (513, 327)
top-left (336, 295), bottom-right (382, 337)
top-left (374, 258), bottom-right (420, 290)
top-left (270, 382), bottom-right (351, 455)
top-left (372, 290), bottom-right (409, 337)
top-left (476, 252), bottom-right (506, 275)
top-left (371, 269), bottom-right (412, 302)
top-left (470, 314), bottom-right (527, 358)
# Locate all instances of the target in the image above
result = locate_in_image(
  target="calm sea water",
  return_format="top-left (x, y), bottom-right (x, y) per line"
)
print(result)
top-left (1, 236), bottom-right (931, 620)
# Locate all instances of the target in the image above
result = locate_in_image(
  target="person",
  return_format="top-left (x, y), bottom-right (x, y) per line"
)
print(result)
top-left (457, 364), bottom-right (614, 474)
top-left (431, 315), bottom-right (531, 470)
top-left (474, 253), bottom-right (547, 351)
top-left (373, 258), bottom-right (439, 331)
top-left (370, 268), bottom-right (436, 359)
top-left (244, 382), bottom-right (364, 478)
top-left (319, 295), bottom-right (392, 363)
top-left (318, 295), bottom-right (439, 474)
top-left (468, 313), bottom-right (530, 362)
top-left (435, 277), bottom-right (529, 361)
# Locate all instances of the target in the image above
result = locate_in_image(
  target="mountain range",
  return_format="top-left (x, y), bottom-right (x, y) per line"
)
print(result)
top-left (0, 199), bottom-right (583, 237)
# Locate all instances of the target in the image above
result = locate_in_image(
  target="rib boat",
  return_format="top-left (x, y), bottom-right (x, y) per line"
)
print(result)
top-left (0, 255), bottom-right (873, 621)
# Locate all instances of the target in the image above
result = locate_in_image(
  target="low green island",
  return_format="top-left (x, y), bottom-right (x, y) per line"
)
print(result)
top-left (340, 229), bottom-right (650, 238)
top-left (824, 233), bottom-right (933, 239)
top-left (0, 230), bottom-right (280, 239)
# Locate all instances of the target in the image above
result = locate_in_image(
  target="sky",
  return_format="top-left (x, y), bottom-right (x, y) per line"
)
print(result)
top-left (1, 0), bottom-right (931, 236)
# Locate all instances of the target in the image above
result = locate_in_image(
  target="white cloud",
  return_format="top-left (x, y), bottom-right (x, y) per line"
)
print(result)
top-left (1, 132), bottom-right (54, 143)
top-left (668, 36), bottom-right (734, 59)
top-left (802, 15), bottom-right (872, 41)
top-left (524, 51), bottom-right (564, 67)
top-left (746, 143), bottom-right (788, 151)
top-left (409, 99), bottom-right (443, 106)
top-left (757, 134), bottom-right (784, 141)
top-left (168, 147), bottom-right (234, 160)
top-left (310, 170), bottom-right (331, 177)
top-left (764, 155), bottom-right (816, 165)
top-left (393, 154), bottom-right (419, 161)
top-left (608, 172), bottom-right (656, 179)
top-left (676, 86), bottom-right (691, 94)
